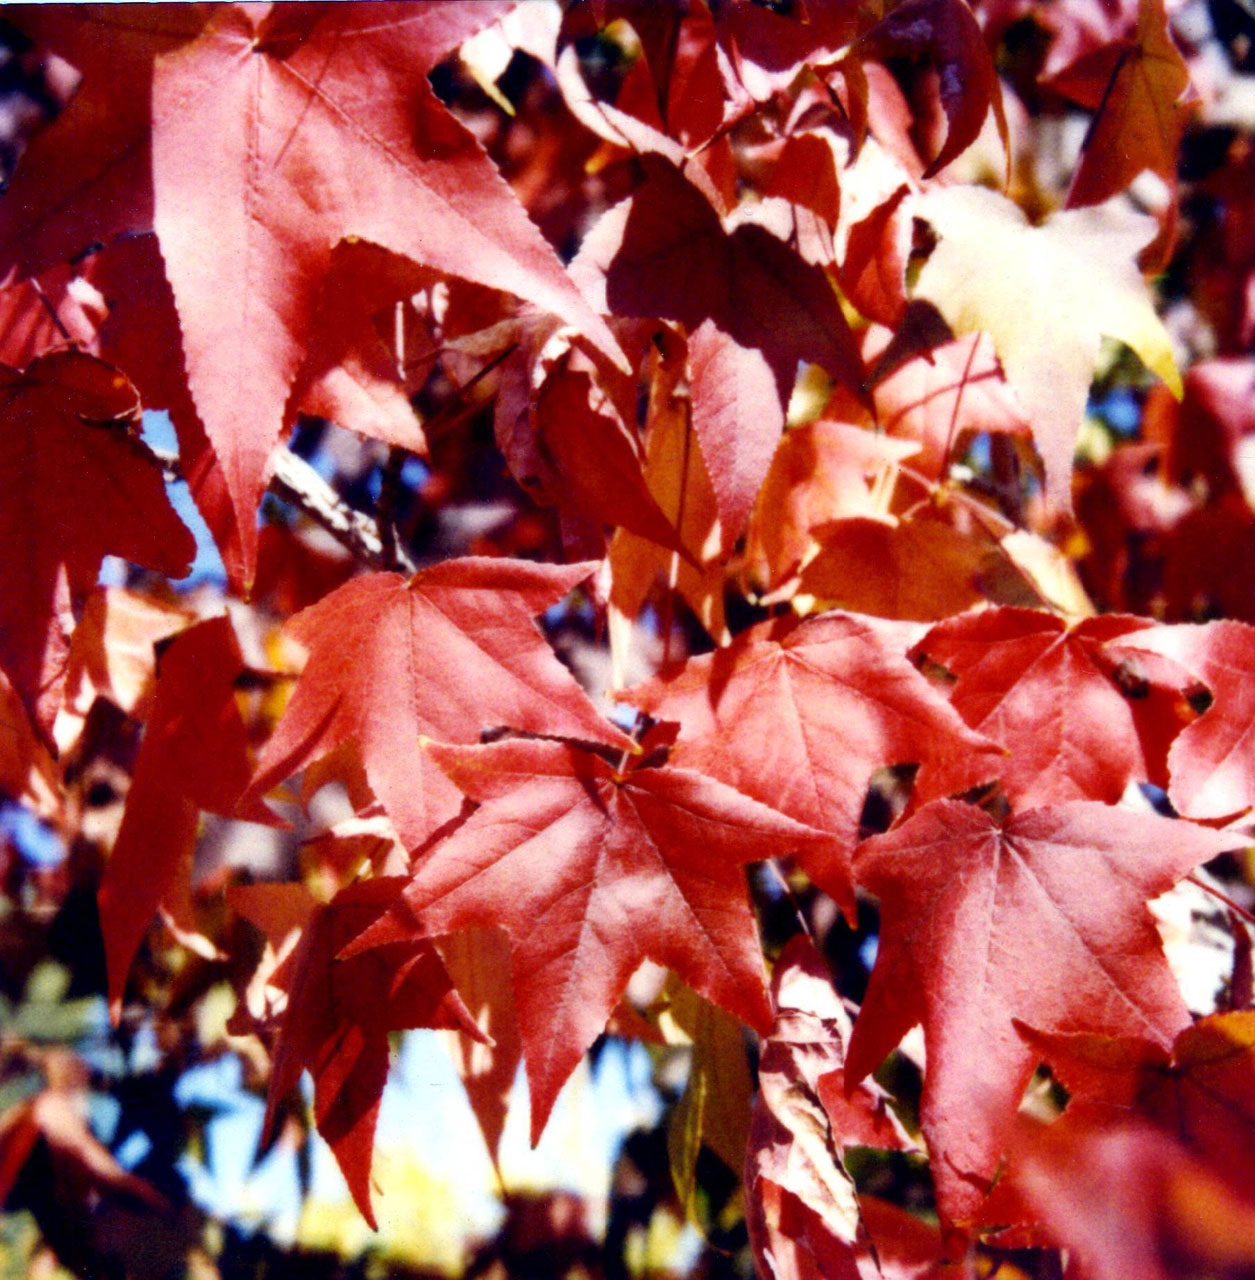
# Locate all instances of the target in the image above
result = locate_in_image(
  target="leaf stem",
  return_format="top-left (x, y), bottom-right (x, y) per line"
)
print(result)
top-left (614, 710), bottom-right (644, 776)
top-left (941, 331), bottom-right (981, 470)
top-left (420, 343), bottom-right (517, 448)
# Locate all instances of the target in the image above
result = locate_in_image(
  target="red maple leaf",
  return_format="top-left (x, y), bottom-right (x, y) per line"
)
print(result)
top-left (0, 264), bottom-right (101, 368)
top-left (0, 1050), bottom-right (168, 1214)
top-left (837, 184), bottom-right (914, 329)
top-left (1110, 619), bottom-right (1255, 821)
top-left (494, 338), bottom-right (684, 558)
top-left (60, 586), bottom-right (193, 731)
top-left (2, 3), bottom-right (623, 580)
top-left (1155, 357), bottom-right (1255, 499)
top-left (97, 616), bottom-right (276, 1018)
top-left (246, 559), bottom-right (633, 851)
top-left (436, 927), bottom-right (522, 1168)
top-left (571, 154), bottom-right (862, 552)
top-left (350, 736), bottom-right (837, 1142)
top-left (0, 7), bottom-right (203, 276)
top-left (1016, 1010), bottom-right (1255, 1199)
top-left (624, 611), bottom-right (1000, 915)
top-left (856, 1197), bottom-right (947, 1280)
top-left (86, 232), bottom-right (433, 585)
top-left (0, 668), bottom-right (56, 819)
top-left (1053, 0), bottom-right (1191, 215)
top-left (845, 799), bottom-right (1239, 1223)
top-left (912, 608), bottom-right (1184, 808)
top-left (0, 350), bottom-right (194, 738)
top-left (80, 233), bottom-right (250, 578)
top-left (868, 331), bottom-right (1030, 481)
top-left (1005, 1120), bottom-right (1255, 1280)
top-left (231, 878), bottom-right (481, 1227)
top-left (744, 418), bottom-right (919, 590)
top-left (854, 0), bottom-right (1009, 180)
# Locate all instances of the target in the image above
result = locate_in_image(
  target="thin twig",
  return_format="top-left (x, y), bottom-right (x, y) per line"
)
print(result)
top-left (150, 444), bottom-right (416, 575)
top-left (659, 403), bottom-right (696, 669)
top-left (614, 709), bottom-right (644, 776)
top-left (376, 446), bottom-right (406, 571)
top-left (418, 343), bottom-right (517, 449)
top-left (147, 340), bottom-right (518, 578)
top-left (371, 301), bottom-right (411, 569)
top-left (31, 279), bottom-right (71, 343)
top-left (763, 858), bottom-right (815, 943)
top-left (1187, 872), bottom-right (1255, 929)
top-left (270, 448), bottom-right (416, 574)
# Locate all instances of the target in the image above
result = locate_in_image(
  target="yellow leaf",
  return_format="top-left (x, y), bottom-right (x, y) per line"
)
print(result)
top-left (914, 186), bottom-right (1181, 508)
top-left (663, 979), bottom-right (753, 1226)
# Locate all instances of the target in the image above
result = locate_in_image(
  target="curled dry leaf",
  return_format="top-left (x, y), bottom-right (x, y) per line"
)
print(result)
top-left (495, 338), bottom-right (684, 558)
top-left (608, 329), bottom-right (728, 652)
top-left (746, 936), bottom-right (914, 1280)
top-left (572, 154), bottom-right (863, 553)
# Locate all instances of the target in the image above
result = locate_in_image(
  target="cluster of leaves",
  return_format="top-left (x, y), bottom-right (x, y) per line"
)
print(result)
top-left (1, 1), bottom-right (1255, 1276)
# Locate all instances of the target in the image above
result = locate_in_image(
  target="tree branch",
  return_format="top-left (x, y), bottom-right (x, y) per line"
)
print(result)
top-left (150, 444), bottom-right (416, 575)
